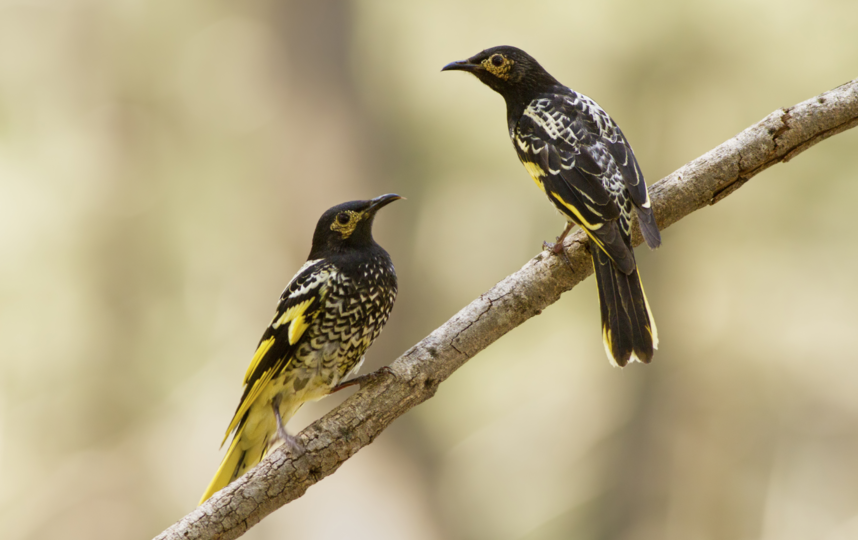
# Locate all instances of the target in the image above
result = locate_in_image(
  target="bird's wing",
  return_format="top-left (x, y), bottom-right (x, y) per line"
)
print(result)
top-left (603, 121), bottom-right (649, 209)
top-left (538, 91), bottom-right (648, 210)
top-left (555, 92), bottom-right (657, 246)
top-left (221, 259), bottom-right (334, 445)
top-left (515, 94), bottom-right (622, 221)
top-left (515, 93), bottom-right (637, 273)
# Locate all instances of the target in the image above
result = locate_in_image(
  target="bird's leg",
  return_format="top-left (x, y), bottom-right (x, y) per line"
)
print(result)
top-left (543, 222), bottom-right (575, 269)
top-left (330, 366), bottom-right (395, 393)
top-left (271, 394), bottom-right (304, 455)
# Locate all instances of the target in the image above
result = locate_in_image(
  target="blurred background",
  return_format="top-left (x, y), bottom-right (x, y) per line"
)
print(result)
top-left (1, 1), bottom-right (857, 539)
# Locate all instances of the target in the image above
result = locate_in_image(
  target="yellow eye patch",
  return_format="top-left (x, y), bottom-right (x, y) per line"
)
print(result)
top-left (482, 55), bottom-right (515, 80)
top-left (330, 210), bottom-right (364, 238)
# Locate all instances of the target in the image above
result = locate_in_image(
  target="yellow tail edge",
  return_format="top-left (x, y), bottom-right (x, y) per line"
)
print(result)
top-left (638, 271), bottom-right (658, 350)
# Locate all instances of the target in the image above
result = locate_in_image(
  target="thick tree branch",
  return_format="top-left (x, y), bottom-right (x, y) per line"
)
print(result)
top-left (155, 78), bottom-right (858, 540)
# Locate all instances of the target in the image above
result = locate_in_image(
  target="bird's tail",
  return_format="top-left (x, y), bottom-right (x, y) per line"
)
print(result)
top-left (591, 239), bottom-right (658, 367)
top-left (199, 420), bottom-right (269, 505)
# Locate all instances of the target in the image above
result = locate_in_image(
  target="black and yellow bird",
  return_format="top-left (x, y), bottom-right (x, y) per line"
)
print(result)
top-left (443, 46), bottom-right (660, 367)
top-left (199, 194), bottom-right (402, 504)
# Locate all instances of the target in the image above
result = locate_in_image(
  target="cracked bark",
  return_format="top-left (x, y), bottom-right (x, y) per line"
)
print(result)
top-left (154, 78), bottom-right (858, 540)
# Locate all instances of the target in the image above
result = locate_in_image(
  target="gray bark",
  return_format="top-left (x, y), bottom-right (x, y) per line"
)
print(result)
top-left (154, 77), bottom-right (858, 540)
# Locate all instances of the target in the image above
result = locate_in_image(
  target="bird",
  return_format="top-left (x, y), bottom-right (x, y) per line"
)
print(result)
top-left (199, 194), bottom-right (402, 504)
top-left (442, 46), bottom-right (660, 367)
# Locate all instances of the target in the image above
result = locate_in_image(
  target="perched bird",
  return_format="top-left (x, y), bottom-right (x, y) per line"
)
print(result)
top-left (443, 46), bottom-right (660, 367)
top-left (199, 194), bottom-right (402, 504)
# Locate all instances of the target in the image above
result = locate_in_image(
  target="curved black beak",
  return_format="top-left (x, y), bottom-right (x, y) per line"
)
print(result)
top-left (442, 59), bottom-right (480, 73)
top-left (367, 193), bottom-right (404, 213)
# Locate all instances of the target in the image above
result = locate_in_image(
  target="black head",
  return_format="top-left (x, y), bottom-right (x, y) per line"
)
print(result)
top-left (442, 46), bottom-right (560, 102)
top-left (308, 194), bottom-right (403, 259)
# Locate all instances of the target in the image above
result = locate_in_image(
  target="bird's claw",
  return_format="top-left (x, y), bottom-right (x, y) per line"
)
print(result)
top-left (279, 432), bottom-right (305, 456)
top-left (543, 240), bottom-right (574, 270)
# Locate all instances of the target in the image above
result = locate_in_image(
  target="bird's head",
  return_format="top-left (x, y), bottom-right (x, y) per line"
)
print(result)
top-left (309, 194), bottom-right (403, 257)
top-left (442, 46), bottom-right (559, 99)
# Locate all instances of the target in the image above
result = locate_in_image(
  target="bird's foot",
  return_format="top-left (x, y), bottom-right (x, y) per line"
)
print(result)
top-left (542, 239), bottom-right (565, 255)
top-left (279, 432), bottom-right (305, 456)
top-left (331, 366), bottom-right (395, 393)
top-left (544, 223), bottom-right (575, 269)
top-left (543, 240), bottom-right (574, 270)
top-left (271, 394), bottom-right (305, 456)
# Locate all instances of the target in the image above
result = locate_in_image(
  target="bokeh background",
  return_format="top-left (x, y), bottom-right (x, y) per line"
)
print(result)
top-left (2, 1), bottom-right (858, 539)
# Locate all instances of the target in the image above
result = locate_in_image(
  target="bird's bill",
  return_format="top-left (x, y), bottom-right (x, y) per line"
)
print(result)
top-left (367, 193), bottom-right (404, 213)
top-left (441, 59), bottom-right (481, 73)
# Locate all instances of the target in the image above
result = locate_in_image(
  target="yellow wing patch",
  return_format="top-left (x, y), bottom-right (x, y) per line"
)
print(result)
top-left (550, 191), bottom-right (603, 231)
top-left (288, 314), bottom-right (311, 345)
top-left (243, 337), bottom-right (275, 385)
top-left (272, 298), bottom-right (315, 345)
top-left (225, 298), bottom-right (317, 445)
top-left (522, 161), bottom-right (546, 193)
top-left (223, 359), bottom-right (285, 446)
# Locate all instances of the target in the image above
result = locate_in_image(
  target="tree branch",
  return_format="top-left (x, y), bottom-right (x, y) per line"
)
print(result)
top-left (154, 78), bottom-right (858, 540)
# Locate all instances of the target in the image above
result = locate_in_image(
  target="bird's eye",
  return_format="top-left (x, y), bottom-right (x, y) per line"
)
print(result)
top-left (490, 54), bottom-right (504, 67)
top-left (336, 212), bottom-right (350, 224)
